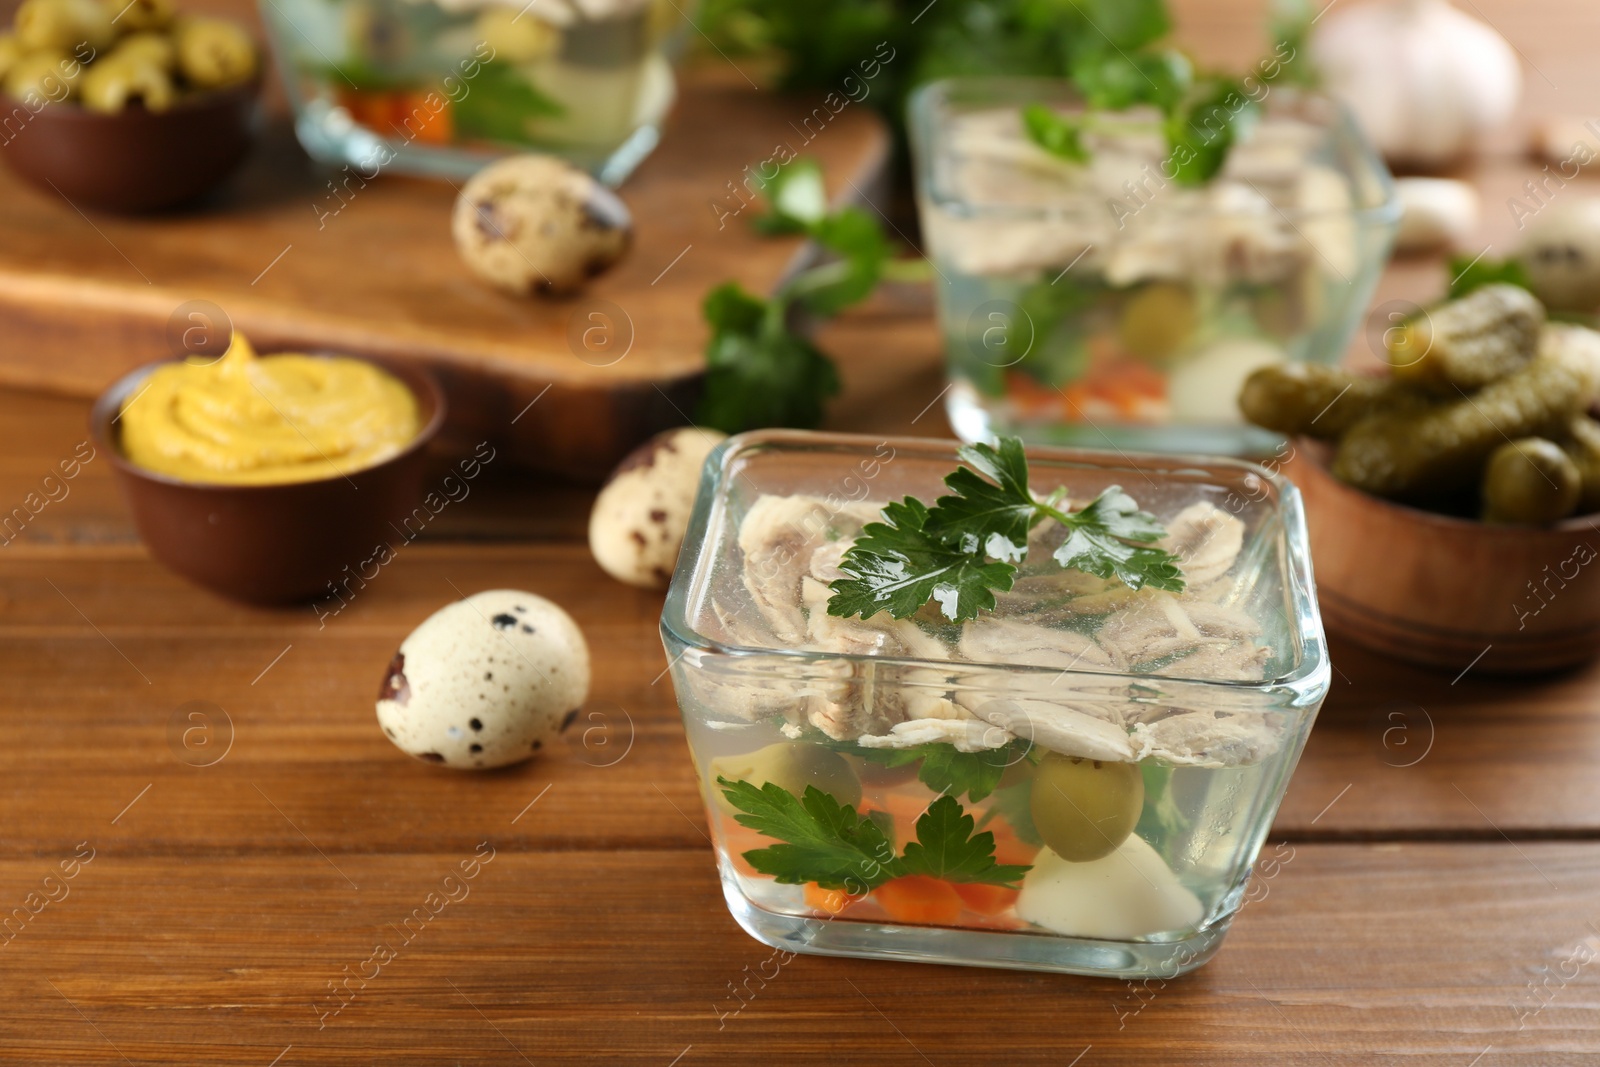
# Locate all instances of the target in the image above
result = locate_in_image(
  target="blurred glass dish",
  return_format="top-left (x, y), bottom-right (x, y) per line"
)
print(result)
top-left (909, 77), bottom-right (1400, 455)
top-left (257, 0), bottom-right (687, 182)
top-left (660, 431), bottom-right (1331, 976)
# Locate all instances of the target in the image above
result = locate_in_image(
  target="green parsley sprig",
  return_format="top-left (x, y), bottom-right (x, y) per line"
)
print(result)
top-left (828, 436), bottom-right (1185, 623)
top-left (831, 738), bottom-right (1036, 803)
top-left (1018, 0), bottom-right (1309, 185)
top-left (717, 778), bottom-right (1030, 890)
top-left (697, 158), bottom-right (911, 434)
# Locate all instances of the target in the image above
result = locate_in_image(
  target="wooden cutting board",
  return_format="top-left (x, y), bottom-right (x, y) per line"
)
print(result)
top-left (0, 81), bottom-right (891, 480)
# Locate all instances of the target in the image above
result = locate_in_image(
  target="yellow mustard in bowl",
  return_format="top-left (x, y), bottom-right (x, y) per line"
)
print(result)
top-left (118, 333), bottom-right (421, 485)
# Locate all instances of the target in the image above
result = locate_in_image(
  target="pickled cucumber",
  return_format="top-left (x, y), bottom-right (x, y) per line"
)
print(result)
top-left (1333, 326), bottom-right (1600, 500)
top-left (1481, 438), bottom-right (1580, 524)
top-left (710, 742), bottom-right (861, 815)
top-left (1561, 416), bottom-right (1600, 514)
top-left (1029, 753), bottom-right (1143, 863)
top-left (1389, 283), bottom-right (1544, 392)
top-left (1237, 364), bottom-right (1432, 439)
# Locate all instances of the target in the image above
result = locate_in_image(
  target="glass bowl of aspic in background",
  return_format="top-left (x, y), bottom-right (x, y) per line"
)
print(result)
top-left (660, 431), bottom-right (1330, 977)
top-left (910, 76), bottom-right (1400, 455)
top-left (257, 0), bottom-right (687, 181)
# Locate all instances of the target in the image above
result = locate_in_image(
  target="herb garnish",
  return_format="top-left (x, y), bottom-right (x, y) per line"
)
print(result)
top-left (828, 436), bottom-right (1185, 623)
top-left (717, 778), bottom-right (1030, 890)
top-left (836, 738), bottom-right (1035, 803)
top-left (696, 158), bottom-right (910, 434)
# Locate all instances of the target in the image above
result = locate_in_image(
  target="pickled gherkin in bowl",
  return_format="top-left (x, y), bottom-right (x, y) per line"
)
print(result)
top-left (1240, 283), bottom-right (1600, 523)
top-left (660, 432), bottom-right (1330, 977)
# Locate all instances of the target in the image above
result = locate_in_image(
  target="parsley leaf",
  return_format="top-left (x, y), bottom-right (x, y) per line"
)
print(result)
top-left (843, 738), bottom-right (1031, 803)
top-left (1447, 254), bottom-right (1533, 301)
top-left (900, 795), bottom-right (1031, 887)
top-left (1165, 78), bottom-right (1251, 186)
top-left (693, 156), bottom-right (895, 433)
top-left (696, 282), bottom-right (841, 433)
top-left (827, 497), bottom-right (1018, 622)
top-left (925, 438), bottom-right (1038, 560)
top-left (1022, 103), bottom-right (1089, 163)
top-left (718, 778), bottom-right (900, 891)
top-left (717, 777), bottom-right (1031, 890)
top-left (1052, 485), bottom-right (1185, 592)
top-left (829, 437), bottom-right (1185, 622)
top-left (751, 157), bottom-right (827, 235)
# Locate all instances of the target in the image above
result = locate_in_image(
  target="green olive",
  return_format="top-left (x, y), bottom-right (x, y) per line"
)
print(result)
top-left (109, 29), bottom-right (175, 71)
top-left (0, 35), bottom-right (23, 82)
top-left (340, 0), bottom-right (409, 67)
top-left (1482, 437), bottom-right (1581, 524)
top-left (471, 7), bottom-right (558, 64)
top-left (1029, 752), bottom-right (1144, 862)
top-left (3, 50), bottom-right (80, 102)
top-left (81, 53), bottom-right (173, 111)
top-left (175, 16), bottom-right (255, 88)
top-left (14, 0), bottom-right (113, 54)
top-left (709, 742), bottom-right (862, 815)
top-left (1117, 282), bottom-right (1197, 364)
top-left (102, 0), bottom-right (174, 33)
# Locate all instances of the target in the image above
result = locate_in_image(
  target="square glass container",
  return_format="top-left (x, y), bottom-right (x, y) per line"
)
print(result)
top-left (909, 76), bottom-right (1400, 455)
top-left (660, 431), bottom-right (1330, 977)
top-left (257, 0), bottom-right (687, 182)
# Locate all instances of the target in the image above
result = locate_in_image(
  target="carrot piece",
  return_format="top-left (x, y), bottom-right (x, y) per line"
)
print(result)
top-left (720, 823), bottom-right (771, 877)
top-left (336, 88), bottom-right (399, 131)
top-left (803, 883), bottom-right (865, 915)
top-left (394, 90), bottom-right (453, 145)
top-left (874, 875), bottom-right (964, 926)
top-left (952, 881), bottom-right (1020, 917)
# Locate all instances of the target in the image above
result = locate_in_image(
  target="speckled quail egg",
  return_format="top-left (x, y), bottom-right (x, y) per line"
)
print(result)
top-left (452, 154), bottom-right (632, 296)
top-left (588, 427), bottom-right (725, 589)
top-left (376, 589), bottom-right (590, 770)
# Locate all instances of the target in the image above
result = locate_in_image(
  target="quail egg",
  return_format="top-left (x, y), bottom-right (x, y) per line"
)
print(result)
top-left (452, 154), bottom-right (632, 296)
top-left (377, 589), bottom-right (590, 770)
top-left (588, 427), bottom-right (725, 589)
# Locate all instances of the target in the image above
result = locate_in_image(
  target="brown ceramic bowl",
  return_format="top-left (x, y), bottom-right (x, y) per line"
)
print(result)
top-left (90, 356), bottom-right (445, 605)
top-left (1284, 440), bottom-right (1600, 675)
top-left (0, 79), bottom-right (261, 213)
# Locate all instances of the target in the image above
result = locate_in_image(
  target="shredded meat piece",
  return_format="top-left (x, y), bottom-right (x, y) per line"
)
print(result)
top-left (736, 495), bottom-right (879, 642)
top-left (1132, 710), bottom-right (1282, 767)
top-left (1158, 502), bottom-right (1246, 588)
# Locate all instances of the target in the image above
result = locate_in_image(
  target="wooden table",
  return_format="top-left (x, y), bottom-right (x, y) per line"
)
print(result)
top-left (7, 0), bottom-right (1600, 1063)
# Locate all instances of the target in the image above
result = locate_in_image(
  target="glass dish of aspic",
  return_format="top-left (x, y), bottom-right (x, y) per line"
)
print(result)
top-left (258, 0), bottom-right (685, 181)
top-left (909, 76), bottom-right (1398, 455)
top-left (661, 431), bottom-right (1329, 977)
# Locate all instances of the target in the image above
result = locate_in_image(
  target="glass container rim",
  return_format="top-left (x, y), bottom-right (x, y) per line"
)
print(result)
top-left (660, 429), bottom-right (1332, 702)
top-left (906, 74), bottom-right (1401, 228)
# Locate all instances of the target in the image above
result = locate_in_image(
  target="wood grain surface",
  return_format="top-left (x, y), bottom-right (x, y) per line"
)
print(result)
top-left (5, 0), bottom-right (1600, 1062)
top-left (0, 87), bottom-right (889, 479)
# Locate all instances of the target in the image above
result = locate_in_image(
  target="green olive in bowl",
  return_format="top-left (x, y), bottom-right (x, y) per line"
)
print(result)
top-left (81, 54), bottom-right (174, 112)
top-left (110, 30), bottom-right (177, 72)
top-left (175, 16), bottom-right (256, 88)
top-left (107, 0), bottom-right (176, 33)
top-left (1030, 753), bottom-right (1145, 862)
top-left (15, 0), bottom-right (113, 52)
top-left (3, 49), bottom-right (81, 101)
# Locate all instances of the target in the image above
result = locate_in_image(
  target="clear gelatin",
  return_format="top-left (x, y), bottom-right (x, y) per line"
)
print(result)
top-left (257, 0), bottom-right (686, 180)
top-left (908, 77), bottom-right (1400, 455)
top-left (661, 432), bottom-right (1331, 977)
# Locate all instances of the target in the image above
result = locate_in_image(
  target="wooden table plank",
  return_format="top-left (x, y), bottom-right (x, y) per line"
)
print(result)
top-left (2, 844), bottom-right (1597, 1064)
top-left (0, 537), bottom-right (1596, 858)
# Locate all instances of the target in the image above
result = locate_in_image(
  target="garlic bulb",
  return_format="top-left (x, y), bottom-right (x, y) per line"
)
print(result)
top-left (1311, 0), bottom-right (1521, 167)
